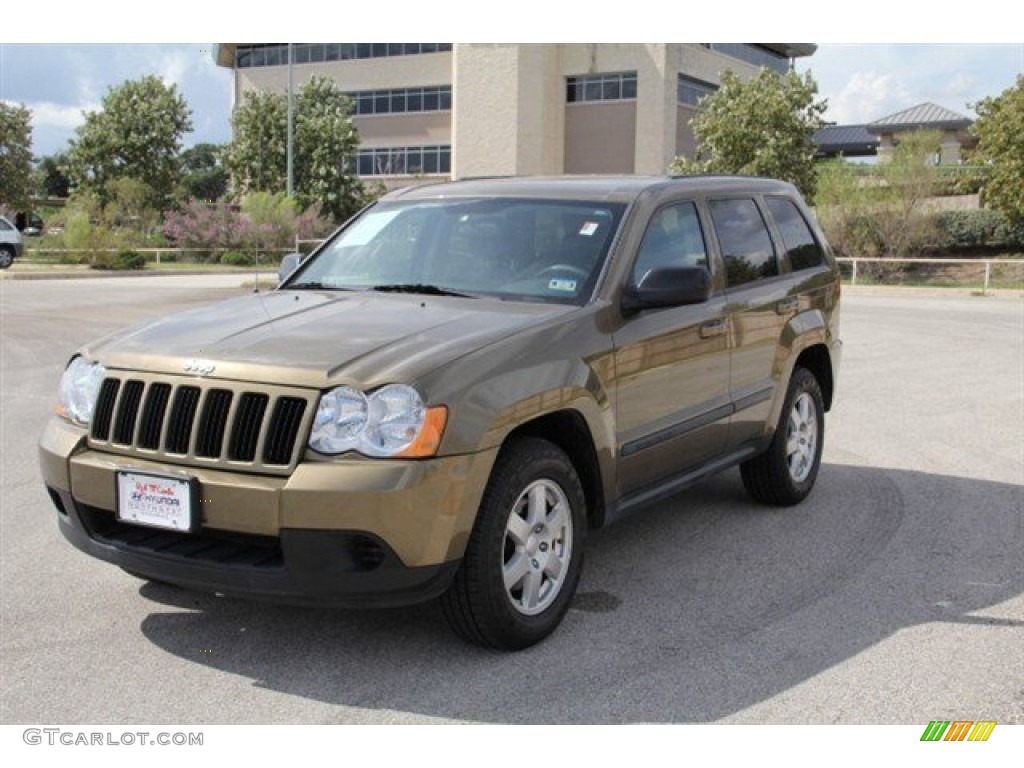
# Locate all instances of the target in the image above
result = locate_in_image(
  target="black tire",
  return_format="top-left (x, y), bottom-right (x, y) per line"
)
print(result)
top-left (441, 437), bottom-right (586, 650)
top-left (0, 246), bottom-right (14, 270)
top-left (741, 367), bottom-right (825, 506)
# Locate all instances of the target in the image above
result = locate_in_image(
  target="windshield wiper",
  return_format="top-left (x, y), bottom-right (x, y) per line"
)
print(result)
top-left (287, 281), bottom-right (350, 291)
top-left (370, 283), bottom-right (478, 298)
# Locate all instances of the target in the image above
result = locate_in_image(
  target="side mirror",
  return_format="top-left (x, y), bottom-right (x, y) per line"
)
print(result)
top-left (278, 252), bottom-right (304, 284)
top-left (621, 266), bottom-right (711, 312)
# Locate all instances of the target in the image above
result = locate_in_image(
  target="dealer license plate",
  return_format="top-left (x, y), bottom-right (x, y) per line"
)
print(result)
top-left (115, 471), bottom-right (196, 532)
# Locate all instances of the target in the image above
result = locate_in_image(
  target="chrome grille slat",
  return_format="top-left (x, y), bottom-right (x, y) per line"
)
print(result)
top-left (87, 374), bottom-right (314, 476)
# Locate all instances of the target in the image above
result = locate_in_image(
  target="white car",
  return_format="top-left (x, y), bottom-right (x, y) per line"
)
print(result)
top-left (0, 215), bottom-right (25, 269)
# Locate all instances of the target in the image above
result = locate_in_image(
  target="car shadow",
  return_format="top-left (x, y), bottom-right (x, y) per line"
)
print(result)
top-left (136, 463), bottom-right (1022, 723)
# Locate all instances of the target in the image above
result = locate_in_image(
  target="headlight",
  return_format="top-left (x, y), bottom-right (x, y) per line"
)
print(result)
top-left (57, 357), bottom-right (107, 425)
top-left (310, 383), bottom-right (447, 458)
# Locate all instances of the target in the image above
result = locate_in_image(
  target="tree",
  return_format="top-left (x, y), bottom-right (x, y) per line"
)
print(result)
top-left (815, 131), bottom-right (943, 259)
top-left (293, 77), bottom-right (363, 221)
top-left (181, 143), bottom-right (229, 202)
top-left (0, 102), bottom-right (34, 211)
top-left (226, 76), bottom-right (363, 221)
top-left (670, 69), bottom-right (826, 197)
top-left (36, 153), bottom-right (71, 198)
top-left (225, 89), bottom-right (288, 195)
top-left (66, 75), bottom-right (192, 209)
top-left (971, 75), bottom-right (1024, 222)
top-left (871, 130), bottom-right (943, 258)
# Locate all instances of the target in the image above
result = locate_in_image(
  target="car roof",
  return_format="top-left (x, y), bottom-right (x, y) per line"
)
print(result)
top-left (383, 175), bottom-right (799, 204)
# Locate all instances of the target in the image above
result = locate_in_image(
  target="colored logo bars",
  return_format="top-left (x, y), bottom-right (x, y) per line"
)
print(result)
top-left (920, 721), bottom-right (996, 742)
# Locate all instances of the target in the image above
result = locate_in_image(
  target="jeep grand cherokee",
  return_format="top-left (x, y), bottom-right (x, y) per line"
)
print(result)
top-left (39, 176), bottom-right (842, 649)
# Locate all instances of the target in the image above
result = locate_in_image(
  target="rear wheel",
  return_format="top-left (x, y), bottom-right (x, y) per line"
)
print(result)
top-left (0, 246), bottom-right (14, 269)
top-left (741, 367), bottom-right (825, 506)
top-left (441, 437), bottom-right (586, 650)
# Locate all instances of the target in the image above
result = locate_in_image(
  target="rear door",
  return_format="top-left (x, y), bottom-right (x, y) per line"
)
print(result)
top-left (705, 197), bottom-right (796, 449)
top-left (613, 200), bottom-right (731, 494)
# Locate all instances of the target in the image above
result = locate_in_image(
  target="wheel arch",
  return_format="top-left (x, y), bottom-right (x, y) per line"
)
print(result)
top-left (503, 410), bottom-right (608, 529)
top-left (793, 343), bottom-right (834, 411)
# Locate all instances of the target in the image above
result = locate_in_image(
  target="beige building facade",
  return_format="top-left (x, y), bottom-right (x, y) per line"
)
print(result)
top-left (216, 43), bottom-right (814, 184)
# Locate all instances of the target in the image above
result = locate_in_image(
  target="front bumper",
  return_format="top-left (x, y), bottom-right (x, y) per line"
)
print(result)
top-left (40, 418), bottom-right (497, 607)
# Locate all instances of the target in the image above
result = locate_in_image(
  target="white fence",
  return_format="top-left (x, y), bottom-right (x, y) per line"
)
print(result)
top-left (835, 257), bottom-right (1022, 294)
top-left (24, 247), bottom-right (296, 265)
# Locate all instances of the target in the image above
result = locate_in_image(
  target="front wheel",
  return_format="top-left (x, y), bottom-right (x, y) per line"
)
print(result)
top-left (741, 367), bottom-right (825, 506)
top-left (441, 437), bottom-right (586, 650)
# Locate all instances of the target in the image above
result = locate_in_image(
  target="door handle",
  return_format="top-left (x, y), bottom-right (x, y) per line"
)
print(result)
top-left (776, 297), bottom-right (799, 315)
top-left (700, 319), bottom-right (727, 339)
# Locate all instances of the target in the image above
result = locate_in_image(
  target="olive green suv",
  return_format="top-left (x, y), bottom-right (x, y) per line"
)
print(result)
top-left (39, 176), bottom-right (841, 649)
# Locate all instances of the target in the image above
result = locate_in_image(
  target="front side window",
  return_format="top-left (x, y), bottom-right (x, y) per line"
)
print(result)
top-left (764, 198), bottom-right (825, 271)
top-left (632, 202), bottom-right (708, 285)
top-left (288, 198), bottom-right (626, 304)
top-left (708, 199), bottom-right (778, 287)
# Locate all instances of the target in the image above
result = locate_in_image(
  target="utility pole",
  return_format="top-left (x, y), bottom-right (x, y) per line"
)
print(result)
top-left (286, 43), bottom-right (294, 197)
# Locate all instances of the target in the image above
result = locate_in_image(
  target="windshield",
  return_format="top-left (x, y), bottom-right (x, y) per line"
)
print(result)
top-left (287, 197), bottom-right (626, 303)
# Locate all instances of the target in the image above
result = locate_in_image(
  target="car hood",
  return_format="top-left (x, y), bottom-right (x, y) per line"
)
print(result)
top-left (83, 289), bottom-right (571, 390)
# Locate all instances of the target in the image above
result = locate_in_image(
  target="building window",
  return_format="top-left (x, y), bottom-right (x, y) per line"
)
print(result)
top-left (678, 75), bottom-right (717, 107)
top-left (355, 145), bottom-right (451, 176)
top-left (702, 44), bottom-right (789, 75)
top-left (235, 43), bottom-right (453, 68)
top-left (348, 86), bottom-right (452, 116)
top-left (566, 72), bottom-right (638, 103)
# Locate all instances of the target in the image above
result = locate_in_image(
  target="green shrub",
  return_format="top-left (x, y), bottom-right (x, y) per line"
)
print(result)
top-left (220, 251), bottom-right (254, 266)
top-left (90, 250), bottom-right (147, 271)
top-left (935, 210), bottom-right (1024, 251)
top-left (58, 252), bottom-right (87, 265)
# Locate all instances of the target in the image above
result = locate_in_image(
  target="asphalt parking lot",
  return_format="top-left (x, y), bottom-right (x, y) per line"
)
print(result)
top-left (1, 276), bottom-right (1021, 724)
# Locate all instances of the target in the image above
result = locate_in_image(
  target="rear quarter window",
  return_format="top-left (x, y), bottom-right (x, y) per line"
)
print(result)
top-left (764, 197), bottom-right (825, 271)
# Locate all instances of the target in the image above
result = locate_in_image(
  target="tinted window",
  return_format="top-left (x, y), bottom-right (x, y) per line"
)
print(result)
top-left (708, 199), bottom-right (777, 287)
top-left (632, 202), bottom-right (708, 285)
top-left (765, 198), bottom-right (825, 271)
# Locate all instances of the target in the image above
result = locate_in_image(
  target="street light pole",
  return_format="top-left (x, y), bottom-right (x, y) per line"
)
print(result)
top-left (286, 43), bottom-right (294, 197)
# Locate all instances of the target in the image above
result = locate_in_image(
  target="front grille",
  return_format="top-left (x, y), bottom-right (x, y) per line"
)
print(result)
top-left (89, 374), bottom-right (316, 475)
top-left (112, 380), bottom-right (144, 444)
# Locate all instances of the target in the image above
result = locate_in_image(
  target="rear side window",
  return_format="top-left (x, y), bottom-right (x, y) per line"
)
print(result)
top-left (707, 199), bottom-right (777, 287)
top-left (765, 198), bottom-right (825, 271)
top-left (0, 219), bottom-right (13, 231)
top-left (632, 202), bottom-right (708, 285)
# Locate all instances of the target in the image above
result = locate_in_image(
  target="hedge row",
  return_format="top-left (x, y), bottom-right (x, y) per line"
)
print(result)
top-left (934, 210), bottom-right (1024, 252)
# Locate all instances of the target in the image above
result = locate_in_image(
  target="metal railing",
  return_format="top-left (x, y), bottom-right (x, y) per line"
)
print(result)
top-left (23, 247), bottom-right (296, 265)
top-left (836, 257), bottom-right (1023, 294)
top-left (294, 237), bottom-right (326, 254)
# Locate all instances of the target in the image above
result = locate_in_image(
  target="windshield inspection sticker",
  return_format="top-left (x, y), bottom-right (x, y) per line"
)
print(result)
top-left (548, 278), bottom-right (577, 292)
top-left (579, 221), bottom-right (600, 236)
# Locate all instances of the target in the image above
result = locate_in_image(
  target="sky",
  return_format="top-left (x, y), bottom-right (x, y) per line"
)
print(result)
top-left (0, 42), bottom-right (1021, 159)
